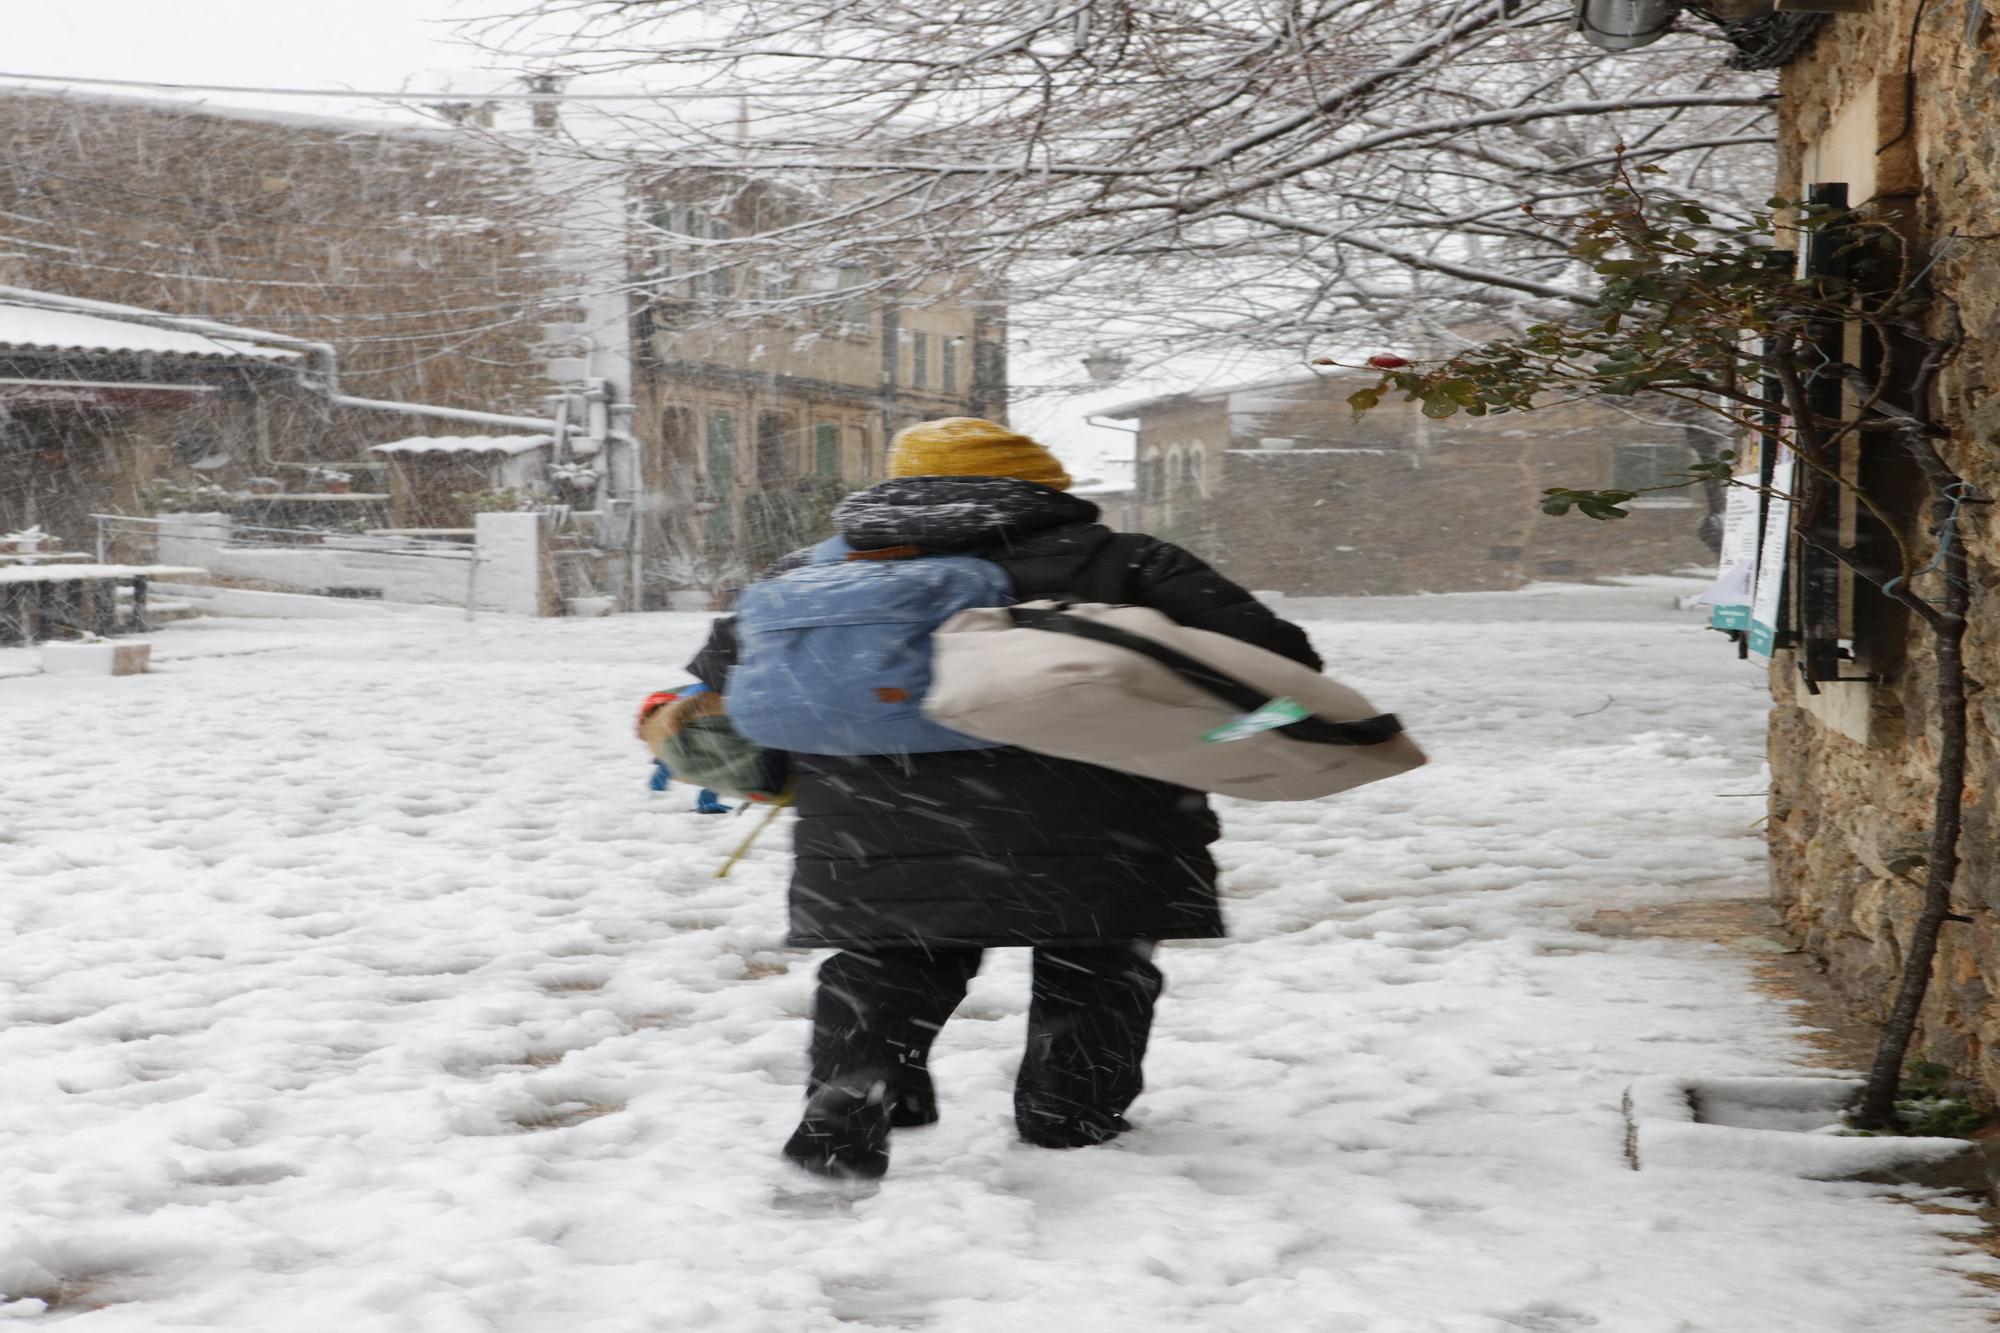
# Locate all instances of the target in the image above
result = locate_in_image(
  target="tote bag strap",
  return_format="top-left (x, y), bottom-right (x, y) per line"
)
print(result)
top-left (1005, 606), bottom-right (1403, 747)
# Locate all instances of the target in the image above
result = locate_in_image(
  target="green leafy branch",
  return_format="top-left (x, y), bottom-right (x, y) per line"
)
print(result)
top-left (1535, 449), bottom-right (1759, 521)
top-left (1322, 151), bottom-right (1943, 593)
top-left (1320, 149), bottom-right (1988, 1133)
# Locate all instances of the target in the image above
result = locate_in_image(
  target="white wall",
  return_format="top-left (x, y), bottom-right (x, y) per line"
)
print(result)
top-left (471, 511), bottom-right (549, 615)
top-left (156, 511), bottom-right (551, 615)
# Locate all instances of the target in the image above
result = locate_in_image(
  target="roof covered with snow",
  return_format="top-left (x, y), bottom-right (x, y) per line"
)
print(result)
top-left (369, 435), bottom-right (553, 457)
top-left (1096, 367), bottom-right (1341, 420)
top-left (0, 298), bottom-right (301, 363)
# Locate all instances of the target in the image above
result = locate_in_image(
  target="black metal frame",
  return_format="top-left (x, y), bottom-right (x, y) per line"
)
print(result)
top-left (1795, 183), bottom-right (1850, 685)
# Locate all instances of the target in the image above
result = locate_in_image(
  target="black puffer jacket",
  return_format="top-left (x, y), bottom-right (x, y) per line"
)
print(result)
top-left (688, 477), bottom-right (1320, 949)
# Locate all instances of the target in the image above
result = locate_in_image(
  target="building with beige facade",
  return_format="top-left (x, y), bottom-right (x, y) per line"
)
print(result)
top-left (627, 184), bottom-right (1006, 591)
top-left (1104, 372), bottom-right (1718, 596)
top-left (0, 91), bottom-right (1013, 607)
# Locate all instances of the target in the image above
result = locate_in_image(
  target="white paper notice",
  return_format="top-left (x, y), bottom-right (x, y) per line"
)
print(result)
top-left (1748, 447), bottom-right (1796, 658)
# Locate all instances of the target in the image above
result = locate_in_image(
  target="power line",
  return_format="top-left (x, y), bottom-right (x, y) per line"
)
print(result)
top-left (0, 69), bottom-right (838, 103)
top-left (0, 63), bottom-right (1606, 106)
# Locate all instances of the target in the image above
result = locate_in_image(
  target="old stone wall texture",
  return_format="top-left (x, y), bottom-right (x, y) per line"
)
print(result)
top-left (0, 92), bottom-right (564, 431)
top-left (1132, 378), bottom-right (1715, 595)
top-left (1768, 1), bottom-right (2000, 1101)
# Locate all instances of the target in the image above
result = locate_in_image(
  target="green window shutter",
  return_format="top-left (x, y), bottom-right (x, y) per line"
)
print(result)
top-left (941, 339), bottom-right (958, 395)
top-left (677, 208), bottom-right (704, 298)
top-left (910, 330), bottom-right (929, 388)
top-left (704, 218), bottom-right (733, 297)
top-left (706, 412), bottom-right (736, 541)
top-left (651, 204), bottom-right (678, 279)
top-left (814, 423), bottom-right (840, 478)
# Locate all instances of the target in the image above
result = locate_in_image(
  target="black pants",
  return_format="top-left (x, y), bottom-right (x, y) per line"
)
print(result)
top-left (808, 944), bottom-right (1163, 1138)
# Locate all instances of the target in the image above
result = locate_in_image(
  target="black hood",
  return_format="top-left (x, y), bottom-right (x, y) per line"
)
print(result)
top-left (833, 476), bottom-right (1101, 553)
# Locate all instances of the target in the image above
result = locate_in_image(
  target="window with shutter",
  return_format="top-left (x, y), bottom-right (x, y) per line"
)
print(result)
top-left (837, 266), bottom-right (870, 331)
top-left (1611, 442), bottom-right (1691, 491)
top-left (704, 218), bottom-right (733, 297)
top-left (705, 411), bottom-right (736, 542)
top-left (814, 423), bottom-right (840, 478)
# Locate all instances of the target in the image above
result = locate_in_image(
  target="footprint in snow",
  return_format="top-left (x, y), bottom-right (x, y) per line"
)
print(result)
top-left (768, 1178), bottom-right (879, 1218)
top-left (1494, 1302), bottom-right (1601, 1330)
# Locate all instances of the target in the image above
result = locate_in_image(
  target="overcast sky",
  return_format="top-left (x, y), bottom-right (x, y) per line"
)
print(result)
top-left (0, 0), bottom-right (534, 123)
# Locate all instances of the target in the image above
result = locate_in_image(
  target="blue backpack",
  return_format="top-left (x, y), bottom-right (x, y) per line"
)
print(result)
top-left (725, 537), bottom-right (1014, 756)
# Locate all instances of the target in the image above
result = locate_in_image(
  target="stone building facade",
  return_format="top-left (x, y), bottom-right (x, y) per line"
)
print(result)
top-left (628, 182), bottom-right (1006, 589)
top-left (1106, 373), bottom-right (1716, 595)
top-left (1755, 2), bottom-right (2000, 1100)
top-left (0, 90), bottom-right (572, 541)
top-left (0, 93), bottom-right (1014, 605)
top-left (0, 91), bottom-right (564, 426)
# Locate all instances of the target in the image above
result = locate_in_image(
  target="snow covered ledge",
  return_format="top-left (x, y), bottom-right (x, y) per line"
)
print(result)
top-left (154, 511), bottom-right (557, 616)
top-left (1623, 1076), bottom-right (1988, 1188)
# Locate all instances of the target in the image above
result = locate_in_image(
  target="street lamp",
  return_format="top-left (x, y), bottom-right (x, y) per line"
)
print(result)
top-left (1572, 0), bottom-right (1679, 49)
top-left (1081, 347), bottom-right (1129, 384)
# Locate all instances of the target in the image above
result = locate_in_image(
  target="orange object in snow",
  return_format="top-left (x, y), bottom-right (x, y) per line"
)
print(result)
top-left (636, 690), bottom-right (681, 736)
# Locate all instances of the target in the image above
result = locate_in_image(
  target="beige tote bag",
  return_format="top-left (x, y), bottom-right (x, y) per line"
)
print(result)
top-left (924, 601), bottom-right (1426, 802)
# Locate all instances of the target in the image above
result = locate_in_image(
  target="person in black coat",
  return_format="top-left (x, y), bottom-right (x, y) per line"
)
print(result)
top-left (687, 418), bottom-right (1319, 1179)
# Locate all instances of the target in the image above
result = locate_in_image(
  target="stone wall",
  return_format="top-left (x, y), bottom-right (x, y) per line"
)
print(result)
top-left (1766, 1), bottom-right (2000, 1100)
top-left (1130, 376), bottom-right (1716, 596)
top-left (1208, 445), bottom-right (1713, 598)
top-left (0, 92), bottom-right (564, 429)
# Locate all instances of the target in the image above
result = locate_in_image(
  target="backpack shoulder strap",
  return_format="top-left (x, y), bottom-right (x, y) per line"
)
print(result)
top-left (1006, 606), bottom-right (1402, 748)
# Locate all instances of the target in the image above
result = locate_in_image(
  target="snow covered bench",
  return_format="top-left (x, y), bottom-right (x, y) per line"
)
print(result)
top-left (0, 564), bottom-right (208, 644)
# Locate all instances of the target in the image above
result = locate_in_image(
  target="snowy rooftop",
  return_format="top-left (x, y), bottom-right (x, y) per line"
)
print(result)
top-left (0, 300), bottom-right (301, 363)
top-left (369, 435), bottom-right (553, 457)
top-left (1096, 367), bottom-right (1338, 420)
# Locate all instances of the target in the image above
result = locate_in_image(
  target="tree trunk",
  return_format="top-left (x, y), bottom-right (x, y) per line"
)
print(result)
top-left (1852, 481), bottom-right (1971, 1130)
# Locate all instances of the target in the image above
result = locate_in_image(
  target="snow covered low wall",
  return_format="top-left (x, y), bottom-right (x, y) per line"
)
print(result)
top-left (156, 512), bottom-right (554, 616)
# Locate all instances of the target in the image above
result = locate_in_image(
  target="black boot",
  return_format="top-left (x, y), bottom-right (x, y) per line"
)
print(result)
top-left (1016, 1106), bottom-right (1132, 1149)
top-left (888, 1064), bottom-right (939, 1129)
top-left (1013, 944), bottom-right (1161, 1150)
top-left (808, 950), bottom-right (978, 1135)
top-left (782, 1076), bottom-right (892, 1180)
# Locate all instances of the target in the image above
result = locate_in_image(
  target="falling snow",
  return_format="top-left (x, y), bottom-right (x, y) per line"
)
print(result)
top-left (3, 580), bottom-right (1993, 1330)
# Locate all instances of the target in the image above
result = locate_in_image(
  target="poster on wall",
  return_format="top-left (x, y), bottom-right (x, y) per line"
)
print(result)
top-left (1747, 445), bottom-right (1796, 659)
top-left (1694, 481), bottom-right (1761, 630)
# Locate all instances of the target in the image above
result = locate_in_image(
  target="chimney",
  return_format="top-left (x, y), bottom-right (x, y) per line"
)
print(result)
top-left (528, 74), bottom-right (564, 135)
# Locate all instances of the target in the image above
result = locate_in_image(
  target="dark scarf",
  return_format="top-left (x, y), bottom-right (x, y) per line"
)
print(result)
top-left (833, 477), bottom-right (1101, 553)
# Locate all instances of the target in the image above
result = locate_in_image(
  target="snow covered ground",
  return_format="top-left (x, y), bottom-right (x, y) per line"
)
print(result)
top-left (3, 580), bottom-right (1995, 1331)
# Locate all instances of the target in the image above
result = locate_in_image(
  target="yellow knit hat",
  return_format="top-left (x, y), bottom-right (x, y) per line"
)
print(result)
top-left (886, 417), bottom-right (1072, 491)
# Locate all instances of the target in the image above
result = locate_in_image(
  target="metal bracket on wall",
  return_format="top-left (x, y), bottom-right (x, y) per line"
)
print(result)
top-left (1798, 668), bottom-right (1889, 695)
